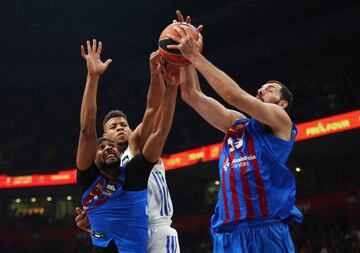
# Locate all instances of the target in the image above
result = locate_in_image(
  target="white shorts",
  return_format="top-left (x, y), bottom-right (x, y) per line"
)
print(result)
top-left (147, 226), bottom-right (180, 253)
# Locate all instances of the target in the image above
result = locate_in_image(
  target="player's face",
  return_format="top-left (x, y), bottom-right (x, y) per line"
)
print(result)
top-left (256, 83), bottom-right (283, 105)
top-left (103, 117), bottom-right (132, 146)
top-left (95, 140), bottom-right (121, 169)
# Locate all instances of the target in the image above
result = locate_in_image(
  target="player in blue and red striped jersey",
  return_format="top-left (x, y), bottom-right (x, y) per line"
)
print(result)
top-left (172, 10), bottom-right (303, 253)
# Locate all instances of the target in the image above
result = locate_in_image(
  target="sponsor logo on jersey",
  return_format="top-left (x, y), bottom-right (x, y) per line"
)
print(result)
top-left (231, 154), bottom-right (257, 168)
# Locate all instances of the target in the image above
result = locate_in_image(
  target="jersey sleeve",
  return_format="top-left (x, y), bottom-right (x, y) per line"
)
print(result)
top-left (76, 163), bottom-right (100, 193)
top-left (123, 153), bottom-right (156, 191)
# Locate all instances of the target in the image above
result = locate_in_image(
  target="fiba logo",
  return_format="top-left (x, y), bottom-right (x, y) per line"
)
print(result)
top-left (227, 137), bottom-right (243, 152)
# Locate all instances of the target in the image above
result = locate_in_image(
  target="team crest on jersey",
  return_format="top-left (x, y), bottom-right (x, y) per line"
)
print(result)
top-left (227, 137), bottom-right (243, 152)
top-left (88, 183), bottom-right (102, 198)
top-left (121, 155), bottom-right (129, 166)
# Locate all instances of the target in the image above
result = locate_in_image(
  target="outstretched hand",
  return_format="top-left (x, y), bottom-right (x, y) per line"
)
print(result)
top-left (166, 26), bottom-right (203, 63)
top-left (174, 10), bottom-right (203, 32)
top-left (81, 39), bottom-right (112, 78)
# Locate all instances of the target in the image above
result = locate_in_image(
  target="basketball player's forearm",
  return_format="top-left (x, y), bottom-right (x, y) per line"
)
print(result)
top-left (80, 75), bottom-right (99, 135)
top-left (147, 72), bottom-right (165, 110)
top-left (154, 85), bottom-right (177, 137)
top-left (191, 54), bottom-right (249, 107)
top-left (77, 76), bottom-right (99, 170)
top-left (143, 86), bottom-right (177, 162)
top-left (136, 73), bottom-right (166, 149)
top-left (180, 65), bottom-right (201, 102)
top-left (181, 66), bottom-right (239, 132)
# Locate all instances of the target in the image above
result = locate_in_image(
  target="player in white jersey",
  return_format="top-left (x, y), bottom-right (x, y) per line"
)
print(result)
top-left (75, 49), bottom-right (180, 252)
top-left (121, 147), bottom-right (179, 253)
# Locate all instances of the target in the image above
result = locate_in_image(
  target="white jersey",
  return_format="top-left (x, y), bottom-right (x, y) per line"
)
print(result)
top-left (120, 147), bottom-right (174, 227)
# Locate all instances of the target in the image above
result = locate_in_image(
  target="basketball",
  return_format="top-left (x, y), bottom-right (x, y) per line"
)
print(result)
top-left (158, 22), bottom-right (202, 66)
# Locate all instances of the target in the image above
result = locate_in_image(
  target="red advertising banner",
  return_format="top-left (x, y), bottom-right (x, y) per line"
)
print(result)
top-left (0, 110), bottom-right (359, 189)
top-left (295, 109), bottom-right (360, 141)
top-left (162, 142), bottom-right (222, 171)
top-left (163, 109), bottom-right (360, 171)
top-left (0, 170), bottom-right (77, 189)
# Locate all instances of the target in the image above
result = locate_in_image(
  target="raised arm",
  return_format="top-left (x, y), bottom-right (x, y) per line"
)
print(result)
top-left (128, 51), bottom-right (166, 154)
top-left (141, 70), bottom-right (179, 163)
top-left (168, 25), bottom-right (291, 138)
top-left (180, 65), bottom-right (245, 133)
top-left (76, 39), bottom-right (112, 171)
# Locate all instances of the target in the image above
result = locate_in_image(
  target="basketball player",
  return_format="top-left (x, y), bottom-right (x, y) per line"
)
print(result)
top-left (76, 39), bottom-right (179, 252)
top-left (172, 11), bottom-right (303, 253)
top-left (76, 39), bottom-right (180, 252)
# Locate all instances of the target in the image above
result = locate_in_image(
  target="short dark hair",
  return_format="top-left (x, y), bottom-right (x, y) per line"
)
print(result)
top-left (102, 110), bottom-right (128, 131)
top-left (266, 80), bottom-right (293, 112)
top-left (96, 137), bottom-right (113, 144)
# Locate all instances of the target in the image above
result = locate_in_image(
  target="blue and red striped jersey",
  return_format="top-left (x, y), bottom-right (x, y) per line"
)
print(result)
top-left (211, 118), bottom-right (303, 232)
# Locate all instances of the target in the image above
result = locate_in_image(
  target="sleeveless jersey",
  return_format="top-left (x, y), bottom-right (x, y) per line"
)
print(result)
top-left (121, 147), bottom-right (173, 227)
top-left (211, 118), bottom-right (303, 233)
top-left (81, 168), bottom-right (148, 252)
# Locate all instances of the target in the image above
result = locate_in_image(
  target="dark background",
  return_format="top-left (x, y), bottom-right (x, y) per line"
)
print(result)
top-left (0, 0), bottom-right (359, 252)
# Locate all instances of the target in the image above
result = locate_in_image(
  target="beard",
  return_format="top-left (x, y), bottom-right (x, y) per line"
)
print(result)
top-left (97, 158), bottom-right (120, 171)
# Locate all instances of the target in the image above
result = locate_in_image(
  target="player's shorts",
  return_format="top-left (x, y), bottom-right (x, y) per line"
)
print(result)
top-left (212, 218), bottom-right (295, 253)
top-left (147, 225), bottom-right (180, 253)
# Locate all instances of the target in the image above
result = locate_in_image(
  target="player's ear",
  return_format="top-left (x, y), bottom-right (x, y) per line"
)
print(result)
top-left (278, 100), bottom-right (288, 110)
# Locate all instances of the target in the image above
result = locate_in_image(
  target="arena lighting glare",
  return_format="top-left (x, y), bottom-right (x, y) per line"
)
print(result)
top-left (295, 167), bottom-right (301, 173)
top-left (15, 198), bottom-right (21, 203)
top-left (46, 196), bottom-right (52, 202)
top-left (215, 180), bottom-right (220, 186)
top-left (66, 195), bottom-right (72, 201)
top-left (30, 197), bottom-right (37, 203)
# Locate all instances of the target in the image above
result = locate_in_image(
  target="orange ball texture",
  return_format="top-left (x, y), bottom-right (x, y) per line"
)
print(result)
top-left (158, 22), bottom-right (203, 66)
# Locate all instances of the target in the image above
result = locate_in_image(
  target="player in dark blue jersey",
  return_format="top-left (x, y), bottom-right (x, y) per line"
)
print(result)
top-left (171, 10), bottom-right (303, 253)
top-left (76, 39), bottom-right (179, 253)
